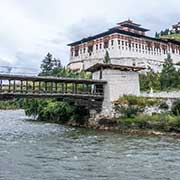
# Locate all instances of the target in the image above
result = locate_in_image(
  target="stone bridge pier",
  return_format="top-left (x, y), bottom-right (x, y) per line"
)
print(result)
top-left (87, 63), bottom-right (144, 117)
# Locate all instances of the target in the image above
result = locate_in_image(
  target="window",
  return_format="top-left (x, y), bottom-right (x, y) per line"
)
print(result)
top-left (83, 48), bottom-right (86, 53)
top-left (75, 49), bottom-right (79, 57)
top-left (111, 40), bottom-right (114, 46)
top-left (96, 44), bottom-right (98, 50)
top-left (100, 44), bottom-right (102, 49)
top-left (104, 41), bottom-right (109, 49)
top-left (88, 46), bottom-right (93, 55)
top-left (118, 40), bottom-right (121, 45)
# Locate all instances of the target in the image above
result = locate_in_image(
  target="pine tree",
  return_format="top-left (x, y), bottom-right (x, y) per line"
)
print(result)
top-left (104, 50), bottom-right (111, 64)
top-left (160, 54), bottom-right (178, 90)
top-left (52, 58), bottom-right (62, 69)
top-left (40, 53), bottom-right (53, 74)
top-left (164, 29), bottom-right (169, 35)
top-left (146, 66), bottom-right (160, 91)
top-left (160, 30), bottom-right (164, 36)
top-left (155, 32), bottom-right (159, 38)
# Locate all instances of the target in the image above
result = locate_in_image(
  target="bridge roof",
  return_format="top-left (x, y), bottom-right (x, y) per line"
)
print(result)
top-left (0, 74), bottom-right (107, 84)
top-left (86, 63), bottom-right (145, 73)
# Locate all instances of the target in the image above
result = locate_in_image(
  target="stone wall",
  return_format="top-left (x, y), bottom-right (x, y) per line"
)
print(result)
top-left (141, 91), bottom-right (180, 99)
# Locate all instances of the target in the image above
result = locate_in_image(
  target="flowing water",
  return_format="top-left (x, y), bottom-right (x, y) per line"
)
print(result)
top-left (0, 110), bottom-right (180, 180)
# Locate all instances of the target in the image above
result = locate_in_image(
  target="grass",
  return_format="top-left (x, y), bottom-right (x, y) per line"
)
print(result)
top-left (160, 34), bottom-right (180, 41)
top-left (116, 114), bottom-right (180, 133)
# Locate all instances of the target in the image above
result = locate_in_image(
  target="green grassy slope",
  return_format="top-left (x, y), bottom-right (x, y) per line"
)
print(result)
top-left (160, 34), bottom-right (180, 41)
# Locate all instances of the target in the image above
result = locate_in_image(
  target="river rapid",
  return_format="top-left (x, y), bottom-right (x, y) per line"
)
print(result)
top-left (0, 110), bottom-right (180, 180)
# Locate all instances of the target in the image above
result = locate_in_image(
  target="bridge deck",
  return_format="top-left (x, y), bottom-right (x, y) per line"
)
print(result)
top-left (0, 74), bottom-right (106, 100)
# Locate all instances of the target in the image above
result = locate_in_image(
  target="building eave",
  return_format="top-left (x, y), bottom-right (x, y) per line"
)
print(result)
top-left (67, 28), bottom-right (173, 47)
top-left (86, 63), bottom-right (145, 73)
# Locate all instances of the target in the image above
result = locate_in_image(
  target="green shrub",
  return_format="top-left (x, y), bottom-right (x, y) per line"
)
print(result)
top-left (114, 95), bottom-right (161, 108)
top-left (159, 102), bottom-right (169, 110)
top-left (117, 113), bottom-right (180, 132)
top-left (171, 99), bottom-right (180, 116)
top-left (118, 105), bottom-right (143, 118)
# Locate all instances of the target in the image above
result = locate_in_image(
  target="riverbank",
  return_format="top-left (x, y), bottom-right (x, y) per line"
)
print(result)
top-left (84, 113), bottom-right (180, 138)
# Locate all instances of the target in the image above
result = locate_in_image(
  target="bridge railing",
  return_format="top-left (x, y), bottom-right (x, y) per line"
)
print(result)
top-left (0, 74), bottom-right (106, 99)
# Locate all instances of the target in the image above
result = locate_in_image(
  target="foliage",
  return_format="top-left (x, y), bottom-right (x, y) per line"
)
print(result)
top-left (103, 50), bottom-right (111, 64)
top-left (0, 100), bottom-right (20, 110)
top-left (160, 54), bottom-right (178, 90)
top-left (40, 53), bottom-right (63, 76)
top-left (140, 67), bottom-right (161, 91)
top-left (117, 113), bottom-right (180, 132)
top-left (176, 61), bottom-right (180, 66)
top-left (50, 67), bottom-right (91, 79)
top-left (40, 53), bottom-right (54, 75)
top-left (116, 105), bottom-right (143, 118)
top-left (23, 98), bottom-right (89, 124)
top-left (140, 55), bottom-right (180, 91)
top-left (159, 102), bottom-right (169, 110)
top-left (114, 95), bottom-right (161, 107)
top-left (22, 52), bottom-right (92, 124)
top-left (171, 99), bottom-right (180, 116)
top-left (113, 95), bottom-right (162, 118)
top-left (160, 34), bottom-right (180, 41)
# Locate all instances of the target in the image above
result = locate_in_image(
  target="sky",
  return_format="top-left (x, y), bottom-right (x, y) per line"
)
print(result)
top-left (0, 0), bottom-right (180, 73)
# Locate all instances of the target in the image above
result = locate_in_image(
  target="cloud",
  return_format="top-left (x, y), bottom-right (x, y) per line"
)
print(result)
top-left (0, 0), bottom-right (180, 74)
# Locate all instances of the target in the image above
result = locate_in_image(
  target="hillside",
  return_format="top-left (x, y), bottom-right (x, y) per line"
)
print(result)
top-left (160, 34), bottom-right (180, 41)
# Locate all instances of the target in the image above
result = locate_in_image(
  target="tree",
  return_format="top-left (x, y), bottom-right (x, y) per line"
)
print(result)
top-left (171, 99), bottom-right (180, 116)
top-left (40, 53), bottom-right (54, 75)
top-left (104, 50), bottom-right (111, 64)
top-left (155, 32), bottom-right (159, 38)
top-left (160, 54), bottom-right (178, 90)
top-left (164, 29), bottom-right (169, 35)
top-left (160, 30), bottom-right (164, 36)
top-left (140, 67), bottom-right (160, 92)
top-left (52, 58), bottom-right (62, 69)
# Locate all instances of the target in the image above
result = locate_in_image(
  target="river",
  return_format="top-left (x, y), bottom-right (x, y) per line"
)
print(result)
top-left (0, 110), bottom-right (180, 180)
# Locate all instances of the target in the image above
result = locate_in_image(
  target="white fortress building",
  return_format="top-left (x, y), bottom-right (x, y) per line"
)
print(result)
top-left (67, 20), bottom-right (180, 72)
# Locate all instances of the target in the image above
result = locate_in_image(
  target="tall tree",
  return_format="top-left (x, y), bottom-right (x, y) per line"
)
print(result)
top-left (140, 67), bottom-right (160, 92)
top-left (52, 58), bottom-right (62, 69)
top-left (104, 50), bottom-right (111, 64)
top-left (155, 32), bottom-right (159, 38)
top-left (160, 54), bottom-right (178, 90)
top-left (40, 53), bottom-right (54, 75)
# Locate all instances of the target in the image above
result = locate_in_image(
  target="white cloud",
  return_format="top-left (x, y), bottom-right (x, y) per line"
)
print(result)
top-left (0, 0), bottom-right (180, 74)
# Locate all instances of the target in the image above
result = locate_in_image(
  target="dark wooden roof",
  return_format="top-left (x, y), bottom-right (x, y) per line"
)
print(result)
top-left (68, 27), bottom-right (180, 46)
top-left (0, 74), bottom-right (107, 84)
top-left (86, 63), bottom-right (145, 73)
top-left (117, 20), bottom-right (141, 27)
top-left (120, 24), bottom-right (149, 32)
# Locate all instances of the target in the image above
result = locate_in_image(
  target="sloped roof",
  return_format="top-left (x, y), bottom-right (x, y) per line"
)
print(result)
top-left (86, 63), bottom-right (145, 72)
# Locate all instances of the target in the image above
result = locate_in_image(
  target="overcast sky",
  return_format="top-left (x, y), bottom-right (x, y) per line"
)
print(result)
top-left (0, 0), bottom-right (180, 72)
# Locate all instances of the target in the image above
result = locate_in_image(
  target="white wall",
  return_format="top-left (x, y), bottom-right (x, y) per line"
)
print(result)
top-left (92, 69), bottom-right (140, 116)
top-left (68, 33), bottom-right (180, 72)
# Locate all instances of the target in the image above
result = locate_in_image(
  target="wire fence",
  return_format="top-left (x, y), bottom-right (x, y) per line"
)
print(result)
top-left (0, 66), bottom-right (39, 76)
